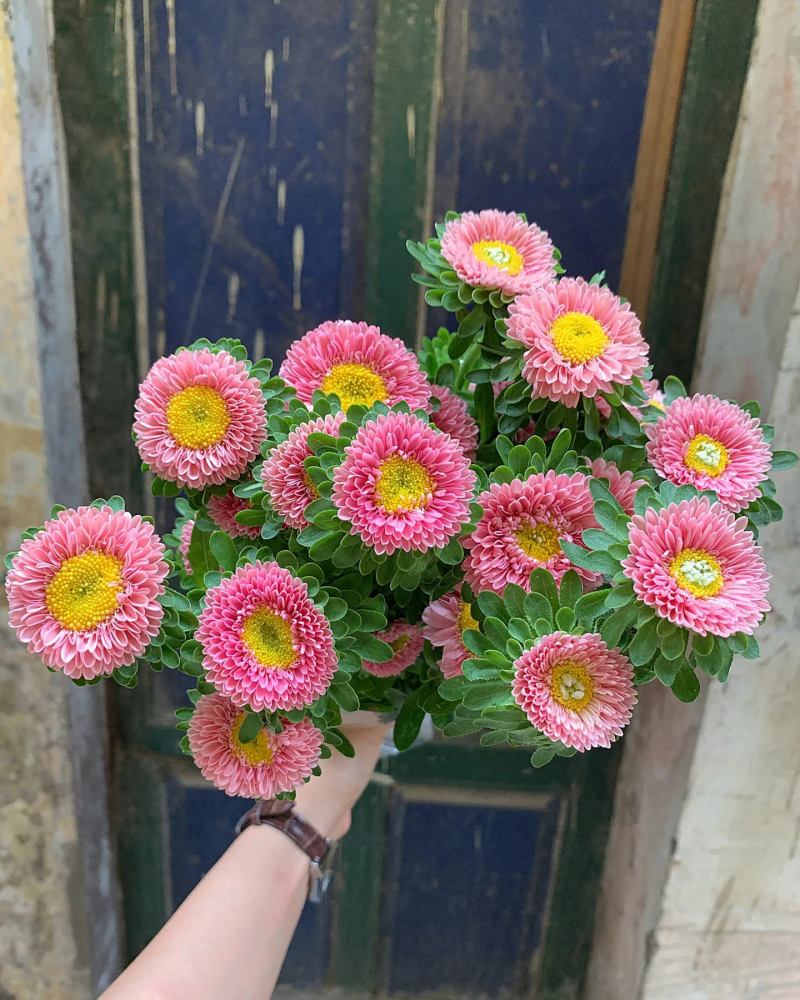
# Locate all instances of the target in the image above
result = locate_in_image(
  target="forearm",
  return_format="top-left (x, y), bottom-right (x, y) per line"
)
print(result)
top-left (102, 825), bottom-right (308, 1000)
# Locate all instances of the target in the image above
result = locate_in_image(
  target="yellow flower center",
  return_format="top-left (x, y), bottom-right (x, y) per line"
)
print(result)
top-left (321, 363), bottom-right (388, 411)
top-left (46, 551), bottom-right (123, 631)
top-left (241, 607), bottom-right (297, 669)
top-left (550, 312), bottom-right (609, 365)
top-left (684, 433), bottom-right (729, 478)
top-left (516, 521), bottom-right (561, 563)
top-left (229, 713), bottom-right (275, 766)
top-left (471, 240), bottom-right (524, 276)
top-left (375, 455), bottom-right (434, 513)
top-left (390, 633), bottom-right (410, 654)
top-left (550, 660), bottom-right (594, 712)
top-left (166, 385), bottom-right (231, 449)
top-left (669, 548), bottom-right (724, 598)
top-left (457, 600), bottom-right (479, 636)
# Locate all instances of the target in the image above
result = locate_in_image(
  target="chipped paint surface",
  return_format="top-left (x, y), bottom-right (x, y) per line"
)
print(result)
top-left (643, 3), bottom-right (800, 996)
top-left (0, 6), bottom-right (90, 997)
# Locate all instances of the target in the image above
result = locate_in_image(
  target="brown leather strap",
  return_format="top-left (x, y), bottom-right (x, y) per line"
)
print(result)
top-left (235, 799), bottom-right (330, 866)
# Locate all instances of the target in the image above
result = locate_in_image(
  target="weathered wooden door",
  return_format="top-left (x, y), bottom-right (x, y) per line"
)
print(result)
top-left (55, 1), bottom-right (669, 996)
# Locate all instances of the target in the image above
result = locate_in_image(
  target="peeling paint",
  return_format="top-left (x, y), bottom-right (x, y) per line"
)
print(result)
top-left (226, 272), bottom-right (240, 322)
top-left (166, 0), bottom-right (178, 96)
top-left (292, 224), bottom-right (304, 311)
top-left (282, 36), bottom-right (290, 62)
top-left (269, 100), bottom-right (279, 149)
top-left (194, 99), bottom-right (205, 156)
top-left (406, 102), bottom-right (416, 158)
top-left (277, 179), bottom-right (286, 225)
top-left (253, 328), bottom-right (265, 361)
top-left (264, 48), bottom-right (274, 106)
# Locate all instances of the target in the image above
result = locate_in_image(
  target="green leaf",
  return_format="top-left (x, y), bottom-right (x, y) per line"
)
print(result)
top-left (330, 682), bottom-right (360, 712)
top-left (558, 570), bottom-right (582, 609)
top-left (572, 589), bottom-right (610, 624)
top-left (661, 627), bottom-right (686, 661)
top-left (209, 531), bottom-right (238, 572)
top-left (654, 653), bottom-right (682, 686)
top-left (237, 712), bottom-right (262, 744)
top-left (476, 590), bottom-right (507, 621)
top-left (439, 675), bottom-right (472, 701)
top-left (530, 746), bottom-right (556, 768)
top-left (355, 634), bottom-right (394, 663)
top-left (771, 449), bottom-right (798, 471)
top-left (394, 692), bottom-right (425, 751)
top-left (463, 680), bottom-right (514, 711)
top-left (439, 538), bottom-right (464, 565)
top-left (671, 665), bottom-right (701, 702)
top-left (600, 602), bottom-right (638, 648)
top-left (188, 528), bottom-right (216, 581)
top-left (524, 591), bottom-right (553, 625)
top-left (629, 617), bottom-right (659, 666)
top-left (309, 531), bottom-right (342, 562)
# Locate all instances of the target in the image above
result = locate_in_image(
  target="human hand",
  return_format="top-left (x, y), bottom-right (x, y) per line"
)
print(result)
top-left (291, 716), bottom-right (392, 839)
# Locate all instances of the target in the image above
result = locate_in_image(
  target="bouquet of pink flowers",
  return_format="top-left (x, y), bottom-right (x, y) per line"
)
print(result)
top-left (5, 210), bottom-right (796, 797)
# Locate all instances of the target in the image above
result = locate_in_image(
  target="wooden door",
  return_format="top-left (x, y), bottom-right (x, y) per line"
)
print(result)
top-left (55, 1), bottom-right (668, 996)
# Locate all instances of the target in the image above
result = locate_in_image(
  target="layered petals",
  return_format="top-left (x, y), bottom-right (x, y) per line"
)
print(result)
top-left (188, 693), bottom-right (323, 798)
top-left (645, 393), bottom-right (771, 512)
top-left (512, 631), bottom-right (636, 751)
top-left (507, 278), bottom-right (649, 407)
top-left (5, 505), bottom-right (168, 679)
top-left (440, 210), bottom-right (556, 296)
top-left (332, 412), bottom-right (475, 555)
top-left (464, 471), bottom-right (601, 594)
top-left (134, 348), bottom-right (266, 488)
top-left (621, 497), bottom-right (770, 637)
top-left (196, 562), bottom-right (337, 711)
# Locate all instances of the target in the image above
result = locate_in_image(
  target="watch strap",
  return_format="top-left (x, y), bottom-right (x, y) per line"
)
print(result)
top-left (235, 799), bottom-right (333, 898)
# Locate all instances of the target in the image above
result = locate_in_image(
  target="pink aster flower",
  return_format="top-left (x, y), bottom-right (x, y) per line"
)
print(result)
top-left (464, 471), bottom-right (601, 594)
top-left (134, 348), bottom-right (266, 489)
top-left (332, 412), bottom-right (475, 555)
top-left (362, 621), bottom-right (424, 677)
top-left (208, 489), bottom-right (261, 540)
top-left (588, 457), bottom-right (647, 516)
top-left (645, 393), bottom-right (771, 512)
top-left (187, 693), bottom-right (323, 799)
top-left (262, 412), bottom-right (345, 530)
top-left (279, 320), bottom-right (430, 413)
top-left (422, 588), bottom-right (480, 678)
top-left (512, 631), bottom-right (636, 751)
top-left (5, 505), bottom-right (168, 680)
top-left (622, 496), bottom-right (770, 637)
top-left (196, 561), bottom-right (337, 711)
top-left (440, 210), bottom-right (556, 297)
top-left (179, 518), bottom-right (195, 574)
top-left (507, 278), bottom-right (649, 407)
top-left (429, 384), bottom-right (479, 459)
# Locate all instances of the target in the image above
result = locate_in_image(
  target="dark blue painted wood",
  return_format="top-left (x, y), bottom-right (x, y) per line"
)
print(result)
top-left (135, 0), bottom-right (372, 362)
top-left (443, 0), bottom-right (660, 288)
top-left (381, 789), bottom-right (561, 997)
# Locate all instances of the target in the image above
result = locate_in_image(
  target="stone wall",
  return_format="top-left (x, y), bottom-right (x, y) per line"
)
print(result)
top-left (0, 1), bottom-right (119, 996)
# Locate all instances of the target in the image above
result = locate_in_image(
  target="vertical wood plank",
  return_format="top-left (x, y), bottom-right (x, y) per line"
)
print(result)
top-left (646, 0), bottom-right (760, 384)
top-left (620, 0), bottom-right (697, 319)
top-left (365, 0), bottom-right (442, 344)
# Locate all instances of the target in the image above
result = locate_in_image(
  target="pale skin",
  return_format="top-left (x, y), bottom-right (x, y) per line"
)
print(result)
top-left (102, 719), bottom-right (390, 1000)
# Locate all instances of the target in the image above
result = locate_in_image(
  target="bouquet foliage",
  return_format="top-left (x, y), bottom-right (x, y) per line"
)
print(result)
top-left (5, 209), bottom-right (796, 797)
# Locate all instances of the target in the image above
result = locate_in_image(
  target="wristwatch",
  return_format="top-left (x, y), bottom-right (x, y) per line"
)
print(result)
top-left (235, 799), bottom-right (337, 903)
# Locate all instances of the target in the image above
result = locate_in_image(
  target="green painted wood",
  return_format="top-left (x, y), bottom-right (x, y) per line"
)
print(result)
top-left (331, 780), bottom-right (390, 989)
top-left (646, 0), bottom-right (759, 385)
top-left (365, 0), bottom-right (440, 344)
top-left (53, 0), bottom-right (143, 510)
top-left (113, 751), bottom-right (168, 957)
top-left (537, 742), bottom-right (623, 1000)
